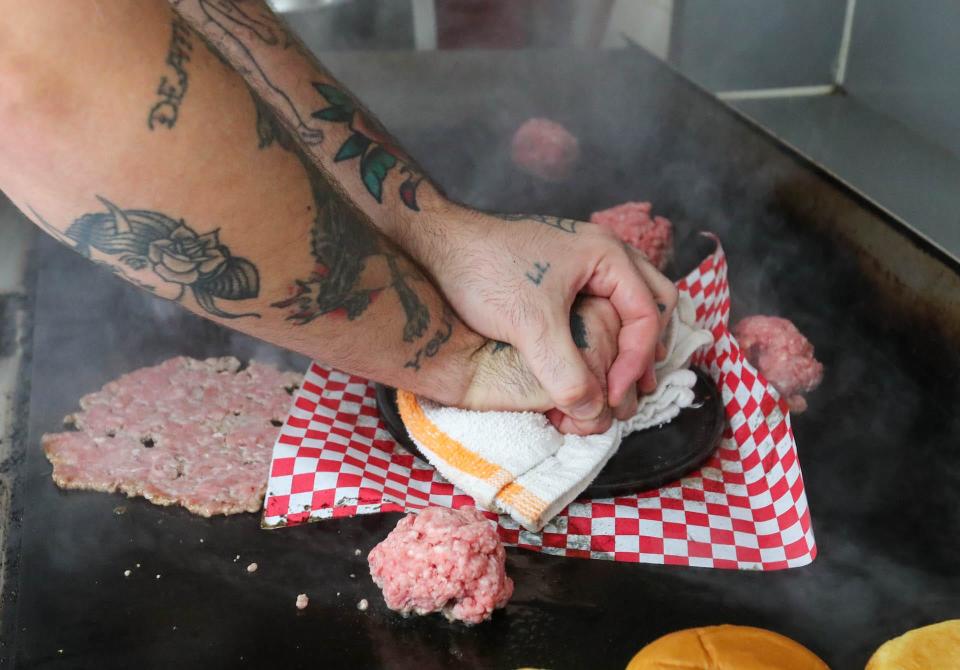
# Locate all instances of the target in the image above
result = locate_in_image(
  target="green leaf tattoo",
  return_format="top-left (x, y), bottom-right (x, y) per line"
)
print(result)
top-left (334, 133), bottom-right (371, 161)
top-left (64, 197), bottom-right (260, 319)
top-left (359, 147), bottom-right (397, 203)
top-left (312, 83), bottom-right (354, 109)
top-left (310, 81), bottom-right (424, 211)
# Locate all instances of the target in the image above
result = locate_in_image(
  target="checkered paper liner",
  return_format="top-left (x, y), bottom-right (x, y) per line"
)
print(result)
top-left (262, 240), bottom-right (817, 570)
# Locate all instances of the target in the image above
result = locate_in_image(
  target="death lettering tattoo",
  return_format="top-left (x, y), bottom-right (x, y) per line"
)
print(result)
top-left (255, 100), bottom-right (430, 342)
top-left (148, 17), bottom-right (194, 130)
top-left (61, 197), bottom-right (260, 319)
top-left (493, 213), bottom-right (579, 234)
top-left (525, 261), bottom-right (551, 286)
top-left (311, 83), bottom-right (424, 210)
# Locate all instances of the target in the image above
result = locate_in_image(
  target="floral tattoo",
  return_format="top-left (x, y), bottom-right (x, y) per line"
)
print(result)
top-left (63, 197), bottom-right (260, 319)
top-left (311, 83), bottom-right (424, 211)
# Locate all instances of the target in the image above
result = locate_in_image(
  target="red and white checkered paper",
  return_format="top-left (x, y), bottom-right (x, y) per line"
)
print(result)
top-left (262, 240), bottom-right (816, 570)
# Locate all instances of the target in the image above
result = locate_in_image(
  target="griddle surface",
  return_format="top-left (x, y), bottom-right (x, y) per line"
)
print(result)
top-left (4, 49), bottom-right (960, 669)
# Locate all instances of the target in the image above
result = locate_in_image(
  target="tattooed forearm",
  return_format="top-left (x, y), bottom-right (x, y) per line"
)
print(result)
top-left (255, 95), bottom-right (431, 342)
top-left (148, 17), bottom-right (194, 130)
top-left (37, 197), bottom-right (260, 319)
top-left (311, 83), bottom-right (424, 210)
top-left (173, 0), bottom-right (426, 210)
top-left (185, 0), bottom-right (324, 144)
top-left (492, 213), bottom-right (579, 234)
top-left (404, 307), bottom-right (455, 371)
top-left (27, 203), bottom-right (160, 292)
top-left (173, 0), bottom-right (435, 350)
top-left (525, 261), bottom-right (550, 286)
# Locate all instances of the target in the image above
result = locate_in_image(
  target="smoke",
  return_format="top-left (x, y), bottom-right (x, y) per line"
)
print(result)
top-left (301, 11), bottom-right (960, 666)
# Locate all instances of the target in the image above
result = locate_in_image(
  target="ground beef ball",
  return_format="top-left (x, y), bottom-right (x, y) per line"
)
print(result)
top-left (368, 506), bottom-right (513, 625)
top-left (42, 356), bottom-right (300, 516)
top-left (733, 316), bottom-right (824, 413)
top-left (511, 117), bottom-right (580, 181)
top-left (590, 201), bottom-right (674, 271)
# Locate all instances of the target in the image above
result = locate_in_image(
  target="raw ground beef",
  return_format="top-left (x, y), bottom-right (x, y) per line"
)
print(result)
top-left (42, 356), bottom-right (301, 516)
top-left (510, 117), bottom-right (580, 181)
top-left (590, 201), bottom-right (674, 271)
top-left (367, 506), bottom-right (513, 624)
top-left (733, 316), bottom-right (824, 413)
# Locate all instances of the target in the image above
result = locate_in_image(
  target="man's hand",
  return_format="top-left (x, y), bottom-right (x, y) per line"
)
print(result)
top-left (163, 0), bottom-right (678, 430)
top-left (461, 296), bottom-right (641, 435)
top-left (406, 206), bottom-right (679, 434)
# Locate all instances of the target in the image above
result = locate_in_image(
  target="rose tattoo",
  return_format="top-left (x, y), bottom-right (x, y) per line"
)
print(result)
top-left (65, 197), bottom-right (260, 319)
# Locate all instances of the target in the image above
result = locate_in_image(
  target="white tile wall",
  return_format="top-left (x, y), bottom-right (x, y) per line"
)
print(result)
top-left (601, 0), bottom-right (673, 58)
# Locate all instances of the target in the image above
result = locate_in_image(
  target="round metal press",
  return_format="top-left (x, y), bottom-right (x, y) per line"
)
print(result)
top-left (374, 368), bottom-right (725, 498)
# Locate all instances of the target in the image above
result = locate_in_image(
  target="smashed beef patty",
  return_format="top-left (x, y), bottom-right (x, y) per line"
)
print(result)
top-left (43, 356), bottom-right (300, 516)
top-left (368, 506), bottom-right (514, 624)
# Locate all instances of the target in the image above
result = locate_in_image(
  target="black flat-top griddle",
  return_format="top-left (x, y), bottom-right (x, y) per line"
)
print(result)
top-left (4, 48), bottom-right (960, 670)
top-left (375, 369), bottom-right (725, 499)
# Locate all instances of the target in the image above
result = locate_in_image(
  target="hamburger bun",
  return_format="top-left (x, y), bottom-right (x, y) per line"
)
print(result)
top-left (866, 619), bottom-right (960, 670)
top-left (625, 624), bottom-right (828, 669)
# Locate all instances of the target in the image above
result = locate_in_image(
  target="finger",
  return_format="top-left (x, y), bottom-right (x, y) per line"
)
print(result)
top-left (553, 406), bottom-right (613, 435)
top-left (584, 249), bottom-right (660, 407)
top-left (545, 408), bottom-right (565, 430)
top-left (461, 340), bottom-right (552, 412)
top-left (613, 382), bottom-right (639, 421)
top-left (513, 311), bottom-right (606, 423)
top-left (625, 246), bottom-right (679, 332)
top-left (655, 341), bottom-right (668, 362)
top-left (638, 365), bottom-right (657, 395)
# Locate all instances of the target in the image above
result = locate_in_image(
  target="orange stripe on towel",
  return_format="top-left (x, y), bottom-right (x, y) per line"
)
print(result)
top-left (396, 390), bottom-right (510, 486)
top-left (396, 390), bottom-right (549, 524)
top-left (498, 483), bottom-right (549, 523)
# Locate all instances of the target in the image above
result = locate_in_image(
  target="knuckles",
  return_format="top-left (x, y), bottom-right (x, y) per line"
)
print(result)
top-left (551, 382), bottom-right (597, 411)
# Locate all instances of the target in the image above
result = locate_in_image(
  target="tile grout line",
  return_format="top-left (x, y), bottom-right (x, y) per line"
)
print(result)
top-left (716, 85), bottom-right (835, 102)
top-left (835, 0), bottom-right (857, 86)
top-left (715, 0), bottom-right (857, 103)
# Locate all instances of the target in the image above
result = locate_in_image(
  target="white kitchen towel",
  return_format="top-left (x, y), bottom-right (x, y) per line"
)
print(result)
top-left (397, 295), bottom-right (714, 531)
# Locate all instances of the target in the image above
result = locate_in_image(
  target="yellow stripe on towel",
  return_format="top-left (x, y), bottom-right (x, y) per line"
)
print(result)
top-left (396, 390), bottom-right (549, 524)
top-left (397, 390), bottom-right (507, 483)
top-left (498, 482), bottom-right (549, 523)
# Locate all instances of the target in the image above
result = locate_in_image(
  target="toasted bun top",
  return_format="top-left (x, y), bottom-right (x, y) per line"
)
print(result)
top-left (625, 625), bottom-right (829, 670)
top-left (866, 620), bottom-right (960, 670)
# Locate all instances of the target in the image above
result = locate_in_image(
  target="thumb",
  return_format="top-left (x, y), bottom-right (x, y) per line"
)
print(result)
top-left (514, 314), bottom-right (605, 422)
